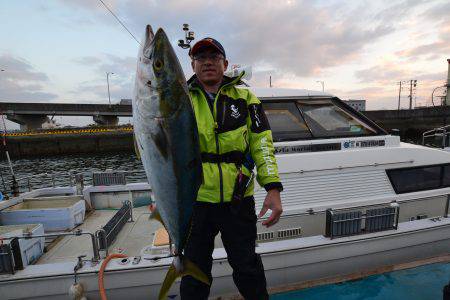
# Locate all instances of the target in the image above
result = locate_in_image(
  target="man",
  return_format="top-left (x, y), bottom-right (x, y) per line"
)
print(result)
top-left (180, 37), bottom-right (283, 300)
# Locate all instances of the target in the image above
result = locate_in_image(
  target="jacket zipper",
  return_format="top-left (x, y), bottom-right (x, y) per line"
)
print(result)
top-left (191, 75), bottom-right (243, 204)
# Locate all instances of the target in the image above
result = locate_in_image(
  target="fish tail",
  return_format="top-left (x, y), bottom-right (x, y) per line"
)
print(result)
top-left (158, 257), bottom-right (210, 300)
top-left (182, 257), bottom-right (210, 285)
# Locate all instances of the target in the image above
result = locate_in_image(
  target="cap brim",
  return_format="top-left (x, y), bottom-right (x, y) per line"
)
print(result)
top-left (190, 40), bottom-right (224, 57)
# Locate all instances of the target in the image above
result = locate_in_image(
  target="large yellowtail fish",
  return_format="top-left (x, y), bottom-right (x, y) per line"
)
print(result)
top-left (132, 25), bottom-right (208, 299)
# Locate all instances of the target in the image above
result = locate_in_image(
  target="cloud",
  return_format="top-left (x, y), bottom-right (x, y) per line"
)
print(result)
top-left (71, 54), bottom-right (135, 102)
top-left (0, 55), bottom-right (57, 101)
top-left (355, 63), bottom-right (409, 83)
top-left (421, 1), bottom-right (450, 23)
top-left (59, 0), bottom-right (395, 77)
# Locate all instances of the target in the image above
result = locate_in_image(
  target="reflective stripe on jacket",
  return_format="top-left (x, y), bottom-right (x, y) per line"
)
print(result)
top-left (188, 73), bottom-right (282, 203)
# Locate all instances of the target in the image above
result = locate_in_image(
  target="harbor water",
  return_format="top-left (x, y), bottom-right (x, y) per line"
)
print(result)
top-left (271, 262), bottom-right (450, 300)
top-left (0, 152), bottom-right (146, 194)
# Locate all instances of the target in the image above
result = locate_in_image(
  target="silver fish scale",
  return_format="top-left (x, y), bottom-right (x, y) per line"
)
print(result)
top-left (133, 27), bottom-right (202, 253)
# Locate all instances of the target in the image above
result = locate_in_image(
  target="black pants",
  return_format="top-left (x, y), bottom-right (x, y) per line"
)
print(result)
top-left (180, 197), bottom-right (268, 300)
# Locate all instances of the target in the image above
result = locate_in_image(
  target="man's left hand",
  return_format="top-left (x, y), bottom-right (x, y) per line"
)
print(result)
top-left (258, 189), bottom-right (283, 227)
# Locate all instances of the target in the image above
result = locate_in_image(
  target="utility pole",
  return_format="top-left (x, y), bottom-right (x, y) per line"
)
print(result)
top-left (397, 81), bottom-right (402, 111)
top-left (269, 75), bottom-right (272, 88)
top-left (408, 79), bottom-right (417, 110)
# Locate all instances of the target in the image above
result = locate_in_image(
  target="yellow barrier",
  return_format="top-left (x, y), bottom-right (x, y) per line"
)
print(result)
top-left (2, 127), bottom-right (133, 137)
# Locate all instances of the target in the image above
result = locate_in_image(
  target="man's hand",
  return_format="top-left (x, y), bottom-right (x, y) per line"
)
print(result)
top-left (258, 189), bottom-right (282, 227)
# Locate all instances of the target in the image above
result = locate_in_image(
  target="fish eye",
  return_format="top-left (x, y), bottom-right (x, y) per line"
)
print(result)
top-left (154, 59), bottom-right (164, 70)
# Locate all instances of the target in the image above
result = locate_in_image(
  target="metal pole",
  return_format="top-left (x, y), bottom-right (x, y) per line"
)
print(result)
top-left (0, 111), bottom-right (18, 196)
top-left (398, 81), bottom-right (402, 110)
top-left (445, 194), bottom-right (450, 218)
top-left (106, 72), bottom-right (114, 107)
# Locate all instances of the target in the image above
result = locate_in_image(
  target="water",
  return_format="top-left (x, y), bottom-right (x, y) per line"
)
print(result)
top-left (271, 262), bottom-right (450, 300)
top-left (0, 152), bottom-right (147, 193)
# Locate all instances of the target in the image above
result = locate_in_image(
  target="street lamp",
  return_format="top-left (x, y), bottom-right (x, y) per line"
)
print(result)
top-left (106, 72), bottom-right (114, 106)
top-left (316, 80), bottom-right (324, 92)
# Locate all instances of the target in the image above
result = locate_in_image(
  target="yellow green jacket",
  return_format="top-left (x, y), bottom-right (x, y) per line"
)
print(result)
top-left (188, 73), bottom-right (283, 203)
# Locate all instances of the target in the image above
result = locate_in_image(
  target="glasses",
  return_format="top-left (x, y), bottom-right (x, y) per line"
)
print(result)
top-left (193, 53), bottom-right (224, 63)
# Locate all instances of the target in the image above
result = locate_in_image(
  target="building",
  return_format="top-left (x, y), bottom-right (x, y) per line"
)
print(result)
top-left (344, 99), bottom-right (366, 111)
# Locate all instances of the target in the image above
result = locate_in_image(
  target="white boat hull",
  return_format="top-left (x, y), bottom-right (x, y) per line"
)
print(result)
top-left (2, 218), bottom-right (449, 299)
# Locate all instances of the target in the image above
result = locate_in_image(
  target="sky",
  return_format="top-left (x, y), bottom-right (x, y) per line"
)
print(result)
top-left (0, 0), bottom-right (449, 128)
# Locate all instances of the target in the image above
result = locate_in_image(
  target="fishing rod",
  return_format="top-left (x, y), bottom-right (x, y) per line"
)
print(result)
top-left (0, 111), bottom-right (19, 196)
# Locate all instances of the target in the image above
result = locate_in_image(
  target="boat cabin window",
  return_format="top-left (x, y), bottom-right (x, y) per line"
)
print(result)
top-left (297, 99), bottom-right (378, 138)
top-left (262, 98), bottom-right (382, 141)
top-left (387, 164), bottom-right (450, 194)
top-left (263, 102), bottom-right (312, 141)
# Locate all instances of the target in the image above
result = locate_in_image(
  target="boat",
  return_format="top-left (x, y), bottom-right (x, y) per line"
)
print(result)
top-left (1, 88), bottom-right (450, 299)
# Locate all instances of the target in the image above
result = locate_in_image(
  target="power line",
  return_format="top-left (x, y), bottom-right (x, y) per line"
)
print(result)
top-left (97, 0), bottom-right (141, 46)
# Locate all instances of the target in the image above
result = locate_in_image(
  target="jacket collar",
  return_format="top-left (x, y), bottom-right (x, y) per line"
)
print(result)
top-left (187, 71), bottom-right (246, 91)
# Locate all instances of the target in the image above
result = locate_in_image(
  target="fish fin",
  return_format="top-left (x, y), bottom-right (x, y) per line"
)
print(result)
top-left (158, 257), bottom-right (210, 300)
top-left (182, 257), bottom-right (210, 285)
top-left (158, 263), bottom-right (178, 300)
top-left (151, 122), bottom-right (169, 160)
top-left (133, 135), bottom-right (141, 160)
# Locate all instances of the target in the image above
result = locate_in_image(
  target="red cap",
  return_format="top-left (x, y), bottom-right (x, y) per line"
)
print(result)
top-left (189, 38), bottom-right (226, 58)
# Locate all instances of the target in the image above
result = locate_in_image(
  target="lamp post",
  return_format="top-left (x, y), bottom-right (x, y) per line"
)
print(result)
top-left (106, 72), bottom-right (114, 107)
top-left (316, 80), bottom-right (324, 92)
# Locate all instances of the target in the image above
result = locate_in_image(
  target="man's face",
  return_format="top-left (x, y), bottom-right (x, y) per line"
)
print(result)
top-left (191, 48), bottom-right (228, 87)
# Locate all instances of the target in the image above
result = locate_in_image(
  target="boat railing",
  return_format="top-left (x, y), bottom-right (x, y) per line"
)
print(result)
top-left (0, 169), bottom-right (147, 196)
top-left (95, 201), bottom-right (133, 257)
top-left (422, 125), bottom-right (450, 148)
top-left (0, 229), bottom-right (100, 274)
top-left (325, 202), bottom-right (400, 239)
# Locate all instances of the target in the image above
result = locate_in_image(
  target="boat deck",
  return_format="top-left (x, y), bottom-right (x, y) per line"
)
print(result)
top-left (37, 206), bottom-right (160, 264)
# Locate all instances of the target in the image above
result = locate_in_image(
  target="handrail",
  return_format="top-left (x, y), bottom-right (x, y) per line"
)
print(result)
top-left (297, 160), bottom-right (414, 174)
top-left (5, 229), bottom-right (100, 262)
top-left (422, 125), bottom-right (450, 148)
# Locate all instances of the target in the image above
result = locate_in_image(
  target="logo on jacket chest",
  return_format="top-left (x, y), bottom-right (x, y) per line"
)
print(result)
top-left (230, 104), bottom-right (240, 119)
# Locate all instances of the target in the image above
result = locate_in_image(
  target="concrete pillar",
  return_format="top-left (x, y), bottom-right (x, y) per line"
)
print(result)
top-left (6, 114), bottom-right (48, 130)
top-left (93, 115), bottom-right (119, 126)
top-left (446, 59), bottom-right (450, 106)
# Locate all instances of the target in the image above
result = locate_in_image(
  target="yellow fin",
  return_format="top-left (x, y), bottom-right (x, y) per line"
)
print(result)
top-left (182, 258), bottom-right (210, 285)
top-left (158, 257), bottom-right (210, 300)
top-left (158, 263), bottom-right (178, 300)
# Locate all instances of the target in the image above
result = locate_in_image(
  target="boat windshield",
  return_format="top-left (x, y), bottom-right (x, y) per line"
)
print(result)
top-left (262, 98), bottom-right (381, 142)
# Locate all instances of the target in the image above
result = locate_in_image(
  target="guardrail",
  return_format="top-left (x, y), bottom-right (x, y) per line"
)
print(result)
top-left (1, 126), bottom-right (133, 137)
top-left (422, 125), bottom-right (450, 148)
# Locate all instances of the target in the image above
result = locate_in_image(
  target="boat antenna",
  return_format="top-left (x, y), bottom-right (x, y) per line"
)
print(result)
top-left (0, 112), bottom-right (19, 196)
top-left (178, 24), bottom-right (195, 50)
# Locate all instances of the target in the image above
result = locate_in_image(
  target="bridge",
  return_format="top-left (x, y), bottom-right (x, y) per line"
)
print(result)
top-left (2, 100), bottom-right (450, 133)
top-left (363, 105), bottom-right (450, 141)
top-left (0, 102), bottom-right (132, 130)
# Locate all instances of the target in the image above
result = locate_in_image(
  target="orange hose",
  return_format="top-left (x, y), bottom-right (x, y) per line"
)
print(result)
top-left (98, 253), bottom-right (128, 300)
